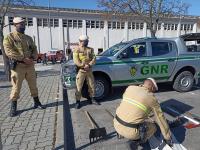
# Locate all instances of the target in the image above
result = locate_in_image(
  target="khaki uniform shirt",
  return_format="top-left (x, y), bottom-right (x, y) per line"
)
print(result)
top-left (3, 31), bottom-right (38, 61)
top-left (115, 85), bottom-right (171, 140)
top-left (73, 46), bottom-right (96, 72)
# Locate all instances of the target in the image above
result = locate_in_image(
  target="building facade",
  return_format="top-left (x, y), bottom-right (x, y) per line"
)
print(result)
top-left (2, 5), bottom-right (200, 54)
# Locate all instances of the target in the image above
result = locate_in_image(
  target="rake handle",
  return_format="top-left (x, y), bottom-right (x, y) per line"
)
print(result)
top-left (84, 110), bottom-right (99, 129)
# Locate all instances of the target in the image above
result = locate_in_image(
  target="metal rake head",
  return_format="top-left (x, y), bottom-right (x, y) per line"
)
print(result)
top-left (89, 127), bottom-right (107, 143)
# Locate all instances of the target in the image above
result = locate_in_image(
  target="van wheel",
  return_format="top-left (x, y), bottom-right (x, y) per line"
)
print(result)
top-left (95, 76), bottom-right (110, 100)
top-left (81, 76), bottom-right (110, 101)
top-left (173, 71), bottom-right (194, 92)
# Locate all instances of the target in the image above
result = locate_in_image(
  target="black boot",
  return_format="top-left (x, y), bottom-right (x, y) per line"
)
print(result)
top-left (33, 97), bottom-right (45, 109)
top-left (75, 100), bottom-right (81, 109)
top-left (91, 97), bottom-right (100, 105)
top-left (10, 101), bottom-right (17, 117)
top-left (87, 97), bottom-right (92, 104)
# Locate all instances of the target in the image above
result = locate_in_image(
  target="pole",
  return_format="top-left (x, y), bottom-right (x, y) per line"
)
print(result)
top-left (48, 0), bottom-right (53, 50)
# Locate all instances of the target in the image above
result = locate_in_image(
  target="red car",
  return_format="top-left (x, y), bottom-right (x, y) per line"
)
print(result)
top-left (47, 50), bottom-right (65, 63)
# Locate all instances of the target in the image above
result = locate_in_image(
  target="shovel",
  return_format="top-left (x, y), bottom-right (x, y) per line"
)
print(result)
top-left (84, 110), bottom-right (107, 143)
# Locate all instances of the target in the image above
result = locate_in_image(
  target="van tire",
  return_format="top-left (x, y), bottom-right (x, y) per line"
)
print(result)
top-left (173, 71), bottom-right (194, 92)
top-left (81, 76), bottom-right (110, 101)
top-left (94, 76), bottom-right (110, 100)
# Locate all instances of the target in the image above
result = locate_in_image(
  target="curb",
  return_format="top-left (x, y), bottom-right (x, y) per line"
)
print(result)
top-left (54, 80), bottom-right (64, 150)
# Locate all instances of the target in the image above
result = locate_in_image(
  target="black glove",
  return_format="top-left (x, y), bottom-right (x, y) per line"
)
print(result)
top-left (164, 139), bottom-right (173, 147)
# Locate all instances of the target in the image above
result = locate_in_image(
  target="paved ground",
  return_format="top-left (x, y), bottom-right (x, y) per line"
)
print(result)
top-left (66, 83), bottom-right (200, 150)
top-left (0, 63), bottom-right (63, 150)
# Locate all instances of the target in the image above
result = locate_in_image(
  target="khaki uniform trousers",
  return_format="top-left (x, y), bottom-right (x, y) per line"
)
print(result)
top-left (114, 118), bottom-right (157, 142)
top-left (75, 70), bottom-right (95, 100)
top-left (10, 63), bottom-right (38, 101)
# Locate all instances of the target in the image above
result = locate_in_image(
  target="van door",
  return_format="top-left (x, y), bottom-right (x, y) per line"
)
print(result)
top-left (145, 41), bottom-right (177, 82)
top-left (112, 42), bottom-right (150, 86)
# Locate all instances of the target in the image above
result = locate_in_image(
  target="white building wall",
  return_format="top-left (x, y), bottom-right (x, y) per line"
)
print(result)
top-left (108, 30), bottom-right (124, 47)
top-left (87, 29), bottom-right (104, 53)
top-left (38, 27), bottom-right (51, 53)
top-left (128, 30), bottom-right (143, 40)
top-left (2, 6), bottom-right (199, 55)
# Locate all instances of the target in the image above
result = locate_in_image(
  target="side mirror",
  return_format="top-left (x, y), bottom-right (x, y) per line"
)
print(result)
top-left (118, 52), bottom-right (128, 59)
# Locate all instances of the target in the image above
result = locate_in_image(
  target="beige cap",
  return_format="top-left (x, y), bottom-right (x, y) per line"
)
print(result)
top-left (13, 17), bottom-right (25, 24)
top-left (147, 78), bottom-right (158, 91)
top-left (79, 35), bottom-right (89, 41)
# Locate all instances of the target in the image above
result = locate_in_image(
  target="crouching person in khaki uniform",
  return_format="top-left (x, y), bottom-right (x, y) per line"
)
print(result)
top-left (3, 17), bottom-right (45, 117)
top-left (73, 35), bottom-right (100, 109)
top-left (114, 78), bottom-right (173, 149)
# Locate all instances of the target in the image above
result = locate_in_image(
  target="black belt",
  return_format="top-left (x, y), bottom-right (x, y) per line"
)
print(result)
top-left (115, 115), bottom-right (139, 128)
top-left (16, 60), bottom-right (25, 64)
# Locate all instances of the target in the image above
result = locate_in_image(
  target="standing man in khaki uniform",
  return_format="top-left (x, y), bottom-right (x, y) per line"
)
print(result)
top-left (3, 17), bottom-right (45, 117)
top-left (73, 35), bottom-right (100, 109)
top-left (114, 78), bottom-right (173, 149)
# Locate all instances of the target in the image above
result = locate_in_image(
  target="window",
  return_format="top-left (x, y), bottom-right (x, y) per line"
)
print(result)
top-left (43, 18), bottom-right (48, 27)
top-left (63, 19), bottom-right (67, 27)
top-left (86, 20), bottom-right (90, 28)
top-left (100, 21), bottom-right (104, 28)
top-left (117, 22), bottom-right (120, 29)
top-left (112, 21), bottom-right (116, 29)
top-left (164, 23), bottom-right (167, 30)
top-left (68, 20), bottom-right (72, 27)
top-left (54, 19), bottom-right (59, 27)
top-left (171, 24), bottom-right (174, 30)
top-left (96, 21), bottom-right (100, 28)
top-left (175, 24), bottom-right (178, 30)
top-left (121, 22), bottom-right (125, 29)
top-left (128, 22), bottom-right (131, 29)
top-left (167, 24), bottom-right (171, 30)
top-left (50, 19), bottom-right (54, 27)
top-left (181, 24), bottom-right (183, 30)
top-left (136, 23), bottom-right (139, 30)
top-left (27, 18), bottom-right (33, 26)
top-left (151, 42), bottom-right (172, 56)
top-left (37, 18), bottom-right (42, 26)
top-left (158, 23), bottom-right (161, 30)
top-left (73, 20), bottom-right (77, 28)
top-left (132, 22), bottom-right (135, 29)
top-left (187, 24), bottom-right (190, 31)
top-left (108, 21), bottom-right (112, 29)
top-left (124, 42), bottom-right (146, 58)
top-left (190, 24), bottom-right (193, 30)
top-left (184, 24), bottom-right (187, 30)
top-left (9, 17), bottom-right (14, 25)
top-left (78, 20), bottom-right (82, 28)
top-left (91, 21), bottom-right (95, 28)
top-left (140, 23), bottom-right (144, 30)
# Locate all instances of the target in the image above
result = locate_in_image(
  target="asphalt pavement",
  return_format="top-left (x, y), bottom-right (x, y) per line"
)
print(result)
top-left (66, 83), bottom-right (200, 150)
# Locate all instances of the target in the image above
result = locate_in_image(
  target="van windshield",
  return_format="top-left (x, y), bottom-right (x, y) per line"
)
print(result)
top-left (100, 43), bottom-right (128, 56)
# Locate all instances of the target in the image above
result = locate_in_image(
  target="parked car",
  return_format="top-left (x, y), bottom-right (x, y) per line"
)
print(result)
top-left (37, 53), bottom-right (44, 63)
top-left (47, 50), bottom-right (65, 64)
top-left (63, 34), bottom-right (200, 100)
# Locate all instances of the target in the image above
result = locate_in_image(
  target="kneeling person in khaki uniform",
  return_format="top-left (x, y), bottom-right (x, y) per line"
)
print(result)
top-left (3, 17), bottom-right (45, 117)
top-left (114, 78), bottom-right (173, 148)
top-left (73, 35), bottom-right (100, 109)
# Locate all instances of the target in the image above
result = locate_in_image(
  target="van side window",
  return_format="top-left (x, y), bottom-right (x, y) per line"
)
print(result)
top-left (151, 42), bottom-right (172, 56)
top-left (127, 42), bottom-right (146, 58)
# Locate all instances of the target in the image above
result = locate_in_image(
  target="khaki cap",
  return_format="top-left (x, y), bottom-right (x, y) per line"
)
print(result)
top-left (147, 78), bottom-right (158, 91)
top-left (13, 17), bottom-right (25, 24)
top-left (79, 35), bottom-right (89, 41)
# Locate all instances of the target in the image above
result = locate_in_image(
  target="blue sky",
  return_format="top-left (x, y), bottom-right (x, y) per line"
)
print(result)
top-left (32, 0), bottom-right (200, 16)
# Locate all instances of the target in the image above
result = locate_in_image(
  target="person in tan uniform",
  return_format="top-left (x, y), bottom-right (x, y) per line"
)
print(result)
top-left (3, 17), bottom-right (45, 117)
top-left (114, 78), bottom-right (173, 149)
top-left (73, 35), bottom-right (100, 109)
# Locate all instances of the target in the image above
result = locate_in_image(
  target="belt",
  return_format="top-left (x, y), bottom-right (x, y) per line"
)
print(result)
top-left (16, 60), bottom-right (25, 64)
top-left (115, 115), bottom-right (139, 128)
